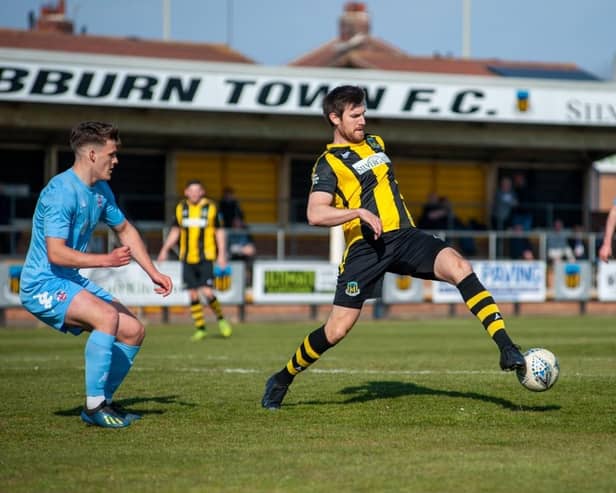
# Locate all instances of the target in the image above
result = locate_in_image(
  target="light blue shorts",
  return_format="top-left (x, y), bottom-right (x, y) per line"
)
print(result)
top-left (20, 276), bottom-right (113, 335)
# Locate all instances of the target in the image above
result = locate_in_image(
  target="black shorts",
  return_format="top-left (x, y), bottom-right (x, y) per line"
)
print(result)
top-left (183, 261), bottom-right (215, 290)
top-left (334, 228), bottom-right (448, 308)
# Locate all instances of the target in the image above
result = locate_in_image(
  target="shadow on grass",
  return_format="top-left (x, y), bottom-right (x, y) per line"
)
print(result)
top-left (303, 381), bottom-right (560, 412)
top-left (54, 394), bottom-right (197, 418)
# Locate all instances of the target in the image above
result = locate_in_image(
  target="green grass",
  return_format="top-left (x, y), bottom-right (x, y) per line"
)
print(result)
top-left (1, 316), bottom-right (615, 493)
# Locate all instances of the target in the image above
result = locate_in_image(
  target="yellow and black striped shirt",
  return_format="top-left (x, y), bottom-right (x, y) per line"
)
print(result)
top-left (173, 197), bottom-right (221, 264)
top-left (310, 134), bottom-right (415, 247)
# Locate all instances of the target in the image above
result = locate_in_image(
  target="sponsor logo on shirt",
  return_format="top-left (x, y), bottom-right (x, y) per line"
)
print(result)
top-left (182, 218), bottom-right (208, 227)
top-left (351, 152), bottom-right (391, 175)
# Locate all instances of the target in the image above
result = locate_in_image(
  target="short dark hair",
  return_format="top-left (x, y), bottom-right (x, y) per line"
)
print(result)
top-left (322, 85), bottom-right (366, 126)
top-left (69, 121), bottom-right (120, 153)
top-left (185, 179), bottom-right (204, 188)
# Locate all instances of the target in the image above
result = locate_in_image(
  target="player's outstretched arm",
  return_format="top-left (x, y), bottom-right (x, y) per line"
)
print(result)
top-left (114, 220), bottom-right (173, 296)
top-left (599, 205), bottom-right (616, 262)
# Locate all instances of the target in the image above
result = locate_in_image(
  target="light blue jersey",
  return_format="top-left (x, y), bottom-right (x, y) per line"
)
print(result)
top-left (20, 168), bottom-right (125, 331)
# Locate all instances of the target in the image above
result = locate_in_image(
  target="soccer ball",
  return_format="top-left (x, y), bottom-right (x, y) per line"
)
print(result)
top-left (516, 348), bottom-right (560, 392)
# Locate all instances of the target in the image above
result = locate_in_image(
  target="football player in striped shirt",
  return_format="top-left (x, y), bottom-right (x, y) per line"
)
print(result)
top-left (262, 85), bottom-right (525, 410)
top-left (158, 180), bottom-right (233, 340)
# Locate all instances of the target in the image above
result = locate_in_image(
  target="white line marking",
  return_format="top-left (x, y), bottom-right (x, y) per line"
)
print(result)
top-left (0, 364), bottom-right (610, 378)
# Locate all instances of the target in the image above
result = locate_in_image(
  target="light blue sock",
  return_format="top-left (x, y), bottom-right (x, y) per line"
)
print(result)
top-left (105, 342), bottom-right (141, 402)
top-left (84, 330), bottom-right (116, 406)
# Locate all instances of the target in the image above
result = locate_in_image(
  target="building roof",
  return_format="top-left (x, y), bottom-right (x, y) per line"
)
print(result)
top-left (289, 2), bottom-right (599, 81)
top-left (0, 27), bottom-right (255, 64)
top-left (291, 40), bottom-right (598, 80)
top-left (0, 0), bottom-right (598, 80)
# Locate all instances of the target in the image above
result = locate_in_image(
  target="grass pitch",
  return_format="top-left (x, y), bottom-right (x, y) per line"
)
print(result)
top-left (1, 315), bottom-right (615, 493)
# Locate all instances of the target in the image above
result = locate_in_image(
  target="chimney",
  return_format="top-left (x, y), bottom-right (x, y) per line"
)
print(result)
top-left (34, 0), bottom-right (74, 34)
top-left (339, 2), bottom-right (370, 41)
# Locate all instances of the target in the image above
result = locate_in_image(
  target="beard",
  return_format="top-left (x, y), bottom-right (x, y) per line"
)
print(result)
top-left (341, 127), bottom-right (364, 144)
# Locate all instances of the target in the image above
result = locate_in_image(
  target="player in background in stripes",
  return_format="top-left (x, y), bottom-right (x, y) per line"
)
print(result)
top-left (157, 180), bottom-right (232, 340)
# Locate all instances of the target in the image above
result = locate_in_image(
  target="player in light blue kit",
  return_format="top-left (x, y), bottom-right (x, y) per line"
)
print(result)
top-left (20, 121), bottom-right (173, 428)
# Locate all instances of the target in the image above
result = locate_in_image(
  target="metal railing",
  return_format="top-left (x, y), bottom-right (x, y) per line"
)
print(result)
top-left (0, 221), bottom-right (603, 263)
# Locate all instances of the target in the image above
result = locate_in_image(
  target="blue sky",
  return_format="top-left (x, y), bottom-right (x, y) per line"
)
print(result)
top-left (1, 0), bottom-right (614, 79)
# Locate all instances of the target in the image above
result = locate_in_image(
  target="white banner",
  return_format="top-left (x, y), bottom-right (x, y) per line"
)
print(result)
top-left (432, 261), bottom-right (547, 303)
top-left (1, 48), bottom-right (616, 126)
top-left (0, 261), bottom-right (245, 308)
top-left (553, 261), bottom-right (592, 301)
top-left (252, 260), bottom-right (337, 304)
top-left (82, 261), bottom-right (245, 305)
top-left (0, 263), bottom-right (22, 307)
top-left (597, 262), bottom-right (616, 301)
top-left (81, 262), bottom-right (188, 306)
top-left (382, 273), bottom-right (424, 304)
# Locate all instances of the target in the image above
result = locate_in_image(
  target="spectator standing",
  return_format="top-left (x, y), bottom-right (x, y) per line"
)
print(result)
top-left (219, 187), bottom-right (244, 228)
top-left (227, 216), bottom-right (257, 286)
top-left (491, 176), bottom-right (518, 230)
top-left (511, 172), bottom-right (533, 230)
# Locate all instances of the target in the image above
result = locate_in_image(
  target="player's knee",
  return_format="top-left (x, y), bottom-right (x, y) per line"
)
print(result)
top-left (450, 258), bottom-right (473, 285)
top-left (118, 318), bottom-right (145, 345)
top-left (132, 322), bottom-right (146, 345)
top-left (436, 248), bottom-right (473, 284)
top-left (200, 287), bottom-right (215, 299)
top-left (455, 256), bottom-right (473, 279)
top-left (325, 323), bottom-right (352, 344)
top-left (130, 319), bottom-right (145, 339)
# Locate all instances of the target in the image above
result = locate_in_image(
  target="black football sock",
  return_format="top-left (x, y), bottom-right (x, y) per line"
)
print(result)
top-left (207, 296), bottom-right (224, 320)
top-left (190, 299), bottom-right (206, 331)
top-left (457, 273), bottom-right (514, 349)
top-left (275, 325), bottom-right (334, 385)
